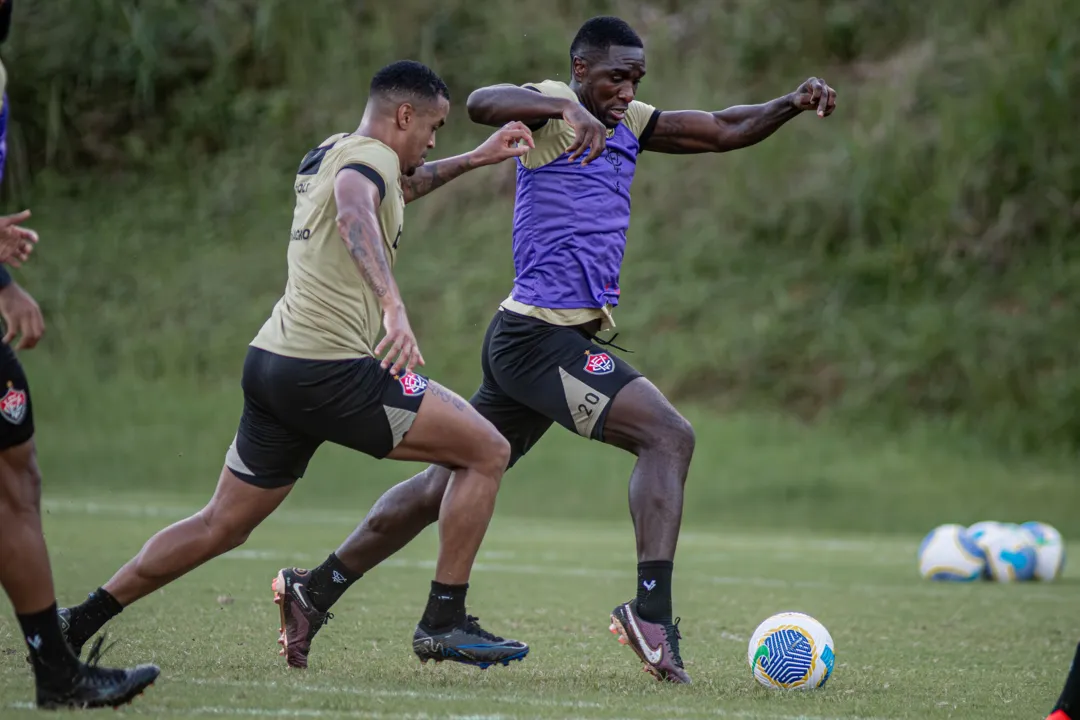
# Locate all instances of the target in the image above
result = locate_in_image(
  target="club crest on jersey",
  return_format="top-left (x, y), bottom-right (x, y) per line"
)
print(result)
top-left (0, 382), bottom-right (26, 425)
top-left (397, 372), bottom-right (428, 397)
top-left (583, 352), bottom-right (615, 376)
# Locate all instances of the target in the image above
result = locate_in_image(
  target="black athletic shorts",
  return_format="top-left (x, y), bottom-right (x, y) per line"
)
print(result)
top-left (469, 308), bottom-right (642, 467)
top-left (226, 346), bottom-right (428, 488)
top-left (0, 342), bottom-right (33, 450)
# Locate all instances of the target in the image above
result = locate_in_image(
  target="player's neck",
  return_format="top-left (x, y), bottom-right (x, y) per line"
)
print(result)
top-left (353, 118), bottom-right (404, 167)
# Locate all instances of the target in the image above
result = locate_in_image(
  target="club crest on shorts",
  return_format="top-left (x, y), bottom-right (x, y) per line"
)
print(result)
top-left (0, 381), bottom-right (26, 425)
top-left (583, 351), bottom-right (615, 376)
top-left (396, 372), bottom-right (428, 397)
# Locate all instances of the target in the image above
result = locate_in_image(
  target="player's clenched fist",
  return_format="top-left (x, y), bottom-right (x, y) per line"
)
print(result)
top-left (469, 121), bottom-right (536, 166)
top-left (0, 209), bottom-right (38, 268)
top-left (563, 104), bottom-right (608, 166)
top-left (789, 77), bottom-right (837, 118)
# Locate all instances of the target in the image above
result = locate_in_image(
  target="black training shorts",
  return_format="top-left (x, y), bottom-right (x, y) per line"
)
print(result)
top-left (226, 346), bottom-right (428, 488)
top-left (469, 308), bottom-right (642, 467)
top-left (0, 342), bottom-right (33, 450)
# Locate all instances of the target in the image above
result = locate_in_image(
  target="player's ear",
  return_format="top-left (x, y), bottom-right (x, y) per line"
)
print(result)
top-left (571, 55), bottom-right (589, 83)
top-left (395, 102), bottom-right (414, 131)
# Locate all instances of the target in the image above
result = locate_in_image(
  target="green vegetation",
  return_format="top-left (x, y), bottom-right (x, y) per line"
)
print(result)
top-left (1, 0), bottom-right (1077, 532)
top-left (0, 500), bottom-right (1076, 718)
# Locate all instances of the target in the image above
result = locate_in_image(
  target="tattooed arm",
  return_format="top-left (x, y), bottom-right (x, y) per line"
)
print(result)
top-left (399, 121), bottom-right (535, 204)
top-left (400, 154), bottom-right (477, 204)
top-left (334, 167), bottom-right (422, 374)
top-left (643, 77), bottom-right (837, 155)
top-left (334, 169), bottom-right (398, 301)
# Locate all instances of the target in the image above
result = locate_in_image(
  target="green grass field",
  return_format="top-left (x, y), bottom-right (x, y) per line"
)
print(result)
top-left (1, 452), bottom-right (1077, 719)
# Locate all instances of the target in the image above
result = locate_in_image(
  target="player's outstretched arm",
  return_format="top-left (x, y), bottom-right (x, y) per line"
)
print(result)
top-left (467, 84), bottom-right (608, 166)
top-left (400, 122), bottom-right (534, 204)
top-left (644, 77), bottom-right (837, 155)
top-left (334, 168), bottom-right (421, 375)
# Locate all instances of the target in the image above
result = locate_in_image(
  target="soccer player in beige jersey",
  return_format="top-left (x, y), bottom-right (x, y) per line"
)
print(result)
top-left (58, 60), bottom-right (538, 669)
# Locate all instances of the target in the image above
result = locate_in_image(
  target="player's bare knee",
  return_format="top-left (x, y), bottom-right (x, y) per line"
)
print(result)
top-left (0, 459), bottom-right (42, 516)
top-left (668, 412), bottom-right (695, 461)
top-left (483, 431), bottom-right (511, 480)
top-left (465, 427), bottom-right (510, 482)
top-left (642, 408), bottom-right (695, 464)
top-left (209, 521), bottom-right (252, 553)
top-left (19, 461), bottom-right (42, 512)
top-left (197, 505), bottom-right (253, 553)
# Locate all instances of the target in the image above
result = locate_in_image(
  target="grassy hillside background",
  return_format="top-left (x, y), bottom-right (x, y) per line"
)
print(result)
top-left (1, 0), bottom-right (1077, 534)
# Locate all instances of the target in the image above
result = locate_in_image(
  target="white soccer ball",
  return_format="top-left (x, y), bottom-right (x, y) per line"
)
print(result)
top-left (966, 521), bottom-right (1009, 580)
top-left (917, 523), bottom-right (986, 581)
top-left (967, 521), bottom-right (1005, 543)
top-left (747, 612), bottom-right (835, 690)
top-left (979, 525), bottom-right (1037, 582)
top-left (1019, 521), bottom-right (1066, 582)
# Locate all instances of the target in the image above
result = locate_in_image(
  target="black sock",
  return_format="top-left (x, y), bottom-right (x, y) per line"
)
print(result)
top-left (635, 560), bottom-right (674, 624)
top-left (68, 587), bottom-right (123, 648)
top-left (1055, 641), bottom-right (1080, 715)
top-left (420, 581), bottom-right (467, 630)
top-left (307, 553), bottom-right (363, 613)
top-left (18, 603), bottom-right (79, 684)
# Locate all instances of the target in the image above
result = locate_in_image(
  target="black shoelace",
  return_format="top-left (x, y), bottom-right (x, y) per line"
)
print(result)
top-left (462, 615), bottom-right (504, 643)
top-left (78, 635), bottom-right (126, 685)
top-left (666, 617), bottom-right (684, 667)
top-left (305, 611), bottom-right (333, 639)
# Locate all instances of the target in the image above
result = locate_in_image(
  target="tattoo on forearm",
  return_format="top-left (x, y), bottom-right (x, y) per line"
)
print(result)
top-left (343, 216), bottom-right (391, 298)
top-left (400, 155), bottom-right (476, 203)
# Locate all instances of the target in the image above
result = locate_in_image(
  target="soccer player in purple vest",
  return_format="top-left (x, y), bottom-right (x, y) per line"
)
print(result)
top-left (463, 15), bottom-right (832, 683)
top-left (132, 16), bottom-right (833, 681)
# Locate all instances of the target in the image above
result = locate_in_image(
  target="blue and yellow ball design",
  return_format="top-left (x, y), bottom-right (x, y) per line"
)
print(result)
top-left (748, 612), bottom-right (835, 690)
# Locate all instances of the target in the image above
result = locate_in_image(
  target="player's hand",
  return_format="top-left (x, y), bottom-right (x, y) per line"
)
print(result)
top-left (0, 281), bottom-right (44, 350)
top-left (0, 210), bottom-right (39, 268)
top-left (789, 77), bottom-right (837, 118)
top-left (470, 121), bottom-right (535, 166)
top-left (563, 104), bottom-right (608, 166)
top-left (375, 304), bottom-right (424, 377)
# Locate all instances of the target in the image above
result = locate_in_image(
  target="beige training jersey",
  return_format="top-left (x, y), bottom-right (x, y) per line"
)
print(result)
top-left (251, 134), bottom-right (405, 360)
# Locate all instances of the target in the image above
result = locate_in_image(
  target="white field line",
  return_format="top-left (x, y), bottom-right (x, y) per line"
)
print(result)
top-left (218, 548), bottom-right (1075, 604)
top-left (175, 676), bottom-right (890, 720)
top-left (41, 498), bottom-right (1076, 603)
top-left (39, 498), bottom-right (906, 554)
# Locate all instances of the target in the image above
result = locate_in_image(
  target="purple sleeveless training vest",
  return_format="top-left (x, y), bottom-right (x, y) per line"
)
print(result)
top-left (509, 122), bottom-right (641, 310)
